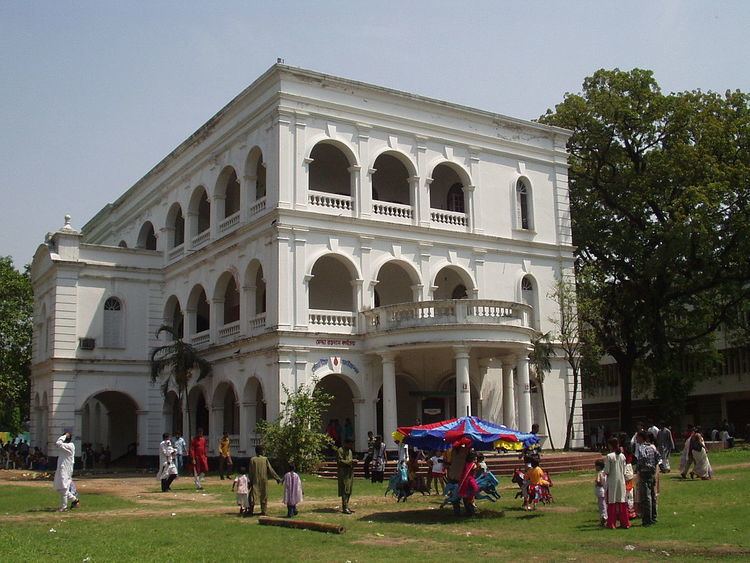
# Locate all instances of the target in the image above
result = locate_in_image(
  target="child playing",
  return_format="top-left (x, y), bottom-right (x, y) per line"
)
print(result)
top-left (524, 458), bottom-right (551, 510)
top-left (282, 463), bottom-right (303, 517)
top-left (594, 459), bottom-right (607, 526)
top-left (475, 453), bottom-right (488, 477)
top-left (232, 467), bottom-right (250, 516)
top-left (427, 451), bottom-right (446, 495)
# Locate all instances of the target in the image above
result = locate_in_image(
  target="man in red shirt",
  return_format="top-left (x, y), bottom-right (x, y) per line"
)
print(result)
top-left (190, 428), bottom-right (209, 490)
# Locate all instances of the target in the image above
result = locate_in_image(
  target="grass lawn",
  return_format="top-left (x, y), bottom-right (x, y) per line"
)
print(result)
top-left (1, 449), bottom-right (748, 562)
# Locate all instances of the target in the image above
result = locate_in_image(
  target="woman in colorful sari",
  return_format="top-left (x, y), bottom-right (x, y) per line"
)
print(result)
top-left (457, 450), bottom-right (480, 516)
top-left (690, 432), bottom-right (713, 480)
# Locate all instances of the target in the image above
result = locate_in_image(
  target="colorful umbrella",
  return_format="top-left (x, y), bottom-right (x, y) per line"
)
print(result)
top-left (392, 416), bottom-right (539, 451)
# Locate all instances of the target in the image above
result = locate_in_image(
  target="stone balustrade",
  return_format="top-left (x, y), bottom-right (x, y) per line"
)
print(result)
top-left (309, 190), bottom-right (353, 212)
top-left (362, 299), bottom-right (531, 333)
top-left (430, 208), bottom-right (468, 227)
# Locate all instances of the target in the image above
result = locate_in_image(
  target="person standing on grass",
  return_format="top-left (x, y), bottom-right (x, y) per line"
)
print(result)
top-left (173, 431), bottom-right (186, 475)
top-left (218, 432), bottom-right (233, 480)
top-left (363, 431), bottom-right (375, 480)
top-left (594, 459), bottom-right (608, 527)
top-left (157, 433), bottom-right (178, 492)
top-left (53, 431), bottom-right (79, 512)
top-left (232, 467), bottom-right (250, 516)
top-left (248, 445), bottom-right (281, 516)
top-left (189, 428), bottom-right (209, 490)
top-left (428, 451), bottom-right (446, 495)
top-left (679, 424), bottom-right (696, 478)
top-left (656, 424), bottom-right (675, 473)
top-left (635, 431), bottom-right (661, 526)
top-left (603, 436), bottom-right (630, 529)
top-left (371, 435), bottom-right (386, 483)
top-left (282, 462), bottom-right (303, 518)
top-left (337, 439), bottom-right (356, 514)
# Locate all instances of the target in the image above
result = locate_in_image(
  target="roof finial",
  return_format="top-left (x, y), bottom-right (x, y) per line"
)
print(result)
top-left (63, 214), bottom-right (73, 230)
top-left (277, 57), bottom-right (285, 64)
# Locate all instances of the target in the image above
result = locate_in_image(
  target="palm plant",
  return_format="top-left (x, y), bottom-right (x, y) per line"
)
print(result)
top-left (149, 325), bottom-right (212, 441)
top-left (530, 331), bottom-right (556, 450)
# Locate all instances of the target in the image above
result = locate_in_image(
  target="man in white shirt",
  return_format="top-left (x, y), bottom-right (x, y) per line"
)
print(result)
top-left (53, 431), bottom-right (79, 511)
top-left (172, 431), bottom-right (187, 475)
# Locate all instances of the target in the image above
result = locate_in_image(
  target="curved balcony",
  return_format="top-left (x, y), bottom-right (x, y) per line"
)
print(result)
top-left (360, 299), bottom-right (534, 349)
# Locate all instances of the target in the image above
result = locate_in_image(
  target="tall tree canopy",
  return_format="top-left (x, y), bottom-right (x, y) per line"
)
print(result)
top-left (0, 257), bottom-right (33, 433)
top-left (540, 69), bottom-right (750, 430)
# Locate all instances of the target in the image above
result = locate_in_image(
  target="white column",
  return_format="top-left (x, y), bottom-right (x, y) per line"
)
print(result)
top-left (454, 346), bottom-right (471, 417)
top-left (516, 352), bottom-right (533, 433)
top-left (502, 360), bottom-right (516, 428)
top-left (381, 352), bottom-right (398, 451)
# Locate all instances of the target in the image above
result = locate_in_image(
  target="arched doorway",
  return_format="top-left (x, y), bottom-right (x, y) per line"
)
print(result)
top-left (315, 374), bottom-right (355, 447)
top-left (187, 386), bottom-right (209, 436)
top-left (212, 382), bottom-right (239, 435)
top-left (163, 390), bottom-right (182, 435)
top-left (242, 377), bottom-right (266, 443)
top-left (80, 391), bottom-right (139, 463)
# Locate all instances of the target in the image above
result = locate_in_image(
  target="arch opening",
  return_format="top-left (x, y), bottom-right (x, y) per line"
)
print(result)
top-left (309, 142), bottom-right (352, 196)
top-left (80, 391), bottom-right (138, 464)
top-left (189, 187), bottom-right (211, 237)
top-left (137, 221), bottom-right (158, 250)
top-left (187, 386), bottom-right (209, 437)
top-left (372, 153), bottom-right (410, 205)
top-left (430, 164), bottom-right (466, 212)
top-left (166, 204), bottom-right (185, 248)
top-left (315, 374), bottom-right (356, 447)
top-left (433, 266), bottom-right (473, 300)
top-left (374, 261), bottom-right (417, 307)
top-left (309, 255), bottom-right (355, 311)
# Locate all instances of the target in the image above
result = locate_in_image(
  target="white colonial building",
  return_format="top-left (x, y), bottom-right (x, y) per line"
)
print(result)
top-left (30, 65), bottom-right (581, 460)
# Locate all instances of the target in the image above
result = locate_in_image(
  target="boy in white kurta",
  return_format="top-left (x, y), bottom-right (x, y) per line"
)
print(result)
top-left (54, 432), bottom-right (79, 511)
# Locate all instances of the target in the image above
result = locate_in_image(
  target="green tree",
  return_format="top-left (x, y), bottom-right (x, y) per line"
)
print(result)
top-left (149, 325), bottom-right (212, 440)
top-left (529, 332), bottom-right (556, 450)
top-left (0, 257), bottom-right (32, 434)
top-left (540, 69), bottom-right (750, 431)
top-left (257, 382), bottom-right (333, 473)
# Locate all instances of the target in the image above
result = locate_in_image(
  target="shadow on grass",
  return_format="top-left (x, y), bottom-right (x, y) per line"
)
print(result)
top-left (360, 508), bottom-right (506, 525)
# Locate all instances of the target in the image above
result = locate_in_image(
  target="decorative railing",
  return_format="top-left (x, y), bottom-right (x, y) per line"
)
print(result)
top-left (191, 331), bottom-right (210, 346)
top-left (430, 208), bottom-right (468, 227)
top-left (248, 313), bottom-right (266, 333)
top-left (167, 244), bottom-right (184, 262)
top-left (309, 309), bottom-right (357, 333)
top-left (249, 196), bottom-right (266, 217)
top-left (362, 299), bottom-right (532, 333)
top-left (229, 435), bottom-right (240, 450)
top-left (309, 190), bottom-right (353, 212)
top-left (373, 201), bottom-right (413, 220)
top-left (218, 321), bottom-right (240, 339)
top-left (218, 212), bottom-right (240, 234)
top-left (191, 230), bottom-right (211, 249)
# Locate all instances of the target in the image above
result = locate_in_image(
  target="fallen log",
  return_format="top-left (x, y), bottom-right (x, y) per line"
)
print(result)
top-left (257, 515), bottom-right (345, 534)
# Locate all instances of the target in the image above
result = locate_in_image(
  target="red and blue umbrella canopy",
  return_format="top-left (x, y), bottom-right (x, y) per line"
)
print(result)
top-left (394, 416), bottom-right (539, 451)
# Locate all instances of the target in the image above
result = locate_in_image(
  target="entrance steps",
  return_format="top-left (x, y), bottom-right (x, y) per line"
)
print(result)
top-left (315, 450), bottom-right (601, 479)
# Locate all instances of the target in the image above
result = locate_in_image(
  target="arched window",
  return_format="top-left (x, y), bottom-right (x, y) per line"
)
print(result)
top-left (309, 143), bottom-right (352, 196)
top-left (167, 205), bottom-right (185, 248)
top-left (196, 291), bottom-right (210, 333)
top-left (372, 153), bottom-right (410, 205)
top-left (256, 159), bottom-right (266, 200)
top-left (521, 276), bottom-right (538, 329)
top-left (447, 183), bottom-right (465, 213)
top-left (224, 171), bottom-right (241, 218)
top-left (516, 179), bottom-right (532, 230)
top-left (137, 222), bottom-right (157, 250)
top-left (223, 277), bottom-right (240, 324)
top-left (103, 297), bottom-right (124, 347)
top-left (255, 267), bottom-right (266, 315)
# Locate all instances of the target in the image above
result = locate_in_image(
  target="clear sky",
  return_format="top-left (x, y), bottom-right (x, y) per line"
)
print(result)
top-left (2, 0), bottom-right (749, 268)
